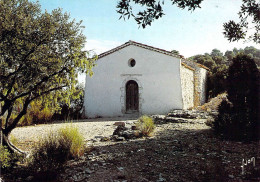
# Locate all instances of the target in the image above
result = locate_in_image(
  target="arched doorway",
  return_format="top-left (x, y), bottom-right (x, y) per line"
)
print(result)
top-left (126, 80), bottom-right (139, 112)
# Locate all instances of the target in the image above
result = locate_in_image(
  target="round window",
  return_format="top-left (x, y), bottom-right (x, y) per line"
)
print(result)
top-left (129, 59), bottom-right (136, 67)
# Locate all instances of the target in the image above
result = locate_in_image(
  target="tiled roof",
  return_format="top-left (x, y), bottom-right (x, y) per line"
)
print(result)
top-left (181, 62), bottom-right (195, 71)
top-left (196, 63), bottom-right (210, 70)
top-left (98, 40), bottom-right (181, 59)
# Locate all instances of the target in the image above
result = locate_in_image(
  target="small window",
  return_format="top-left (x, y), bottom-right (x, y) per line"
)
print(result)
top-left (129, 59), bottom-right (136, 67)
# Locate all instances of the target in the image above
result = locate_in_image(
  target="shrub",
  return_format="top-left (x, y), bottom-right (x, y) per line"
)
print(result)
top-left (58, 125), bottom-right (85, 158)
top-left (136, 115), bottom-right (155, 137)
top-left (31, 133), bottom-right (70, 173)
top-left (31, 125), bottom-right (85, 174)
top-left (0, 146), bottom-right (11, 169)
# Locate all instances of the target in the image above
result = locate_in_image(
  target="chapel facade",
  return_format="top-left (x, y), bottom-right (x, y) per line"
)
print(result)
top-left (83, 41), bottom-right (208, 118)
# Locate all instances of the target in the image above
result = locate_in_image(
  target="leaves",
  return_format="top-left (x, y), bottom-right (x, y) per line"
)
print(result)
top-left (116, 0), bottom-right (259, 43)
top-left (223, 0), bottom-right (260, 43)
top-left (0, 0), bottom-right (96, 134)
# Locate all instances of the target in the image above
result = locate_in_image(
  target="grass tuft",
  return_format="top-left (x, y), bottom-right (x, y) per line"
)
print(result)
top-left (136, 115), bottom-right (155, 137)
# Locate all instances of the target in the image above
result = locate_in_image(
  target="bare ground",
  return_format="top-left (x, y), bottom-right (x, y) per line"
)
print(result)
top-left (3, 117), bottom-right (260, 182)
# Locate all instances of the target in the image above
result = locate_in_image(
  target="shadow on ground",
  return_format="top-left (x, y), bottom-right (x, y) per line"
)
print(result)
top-left (2, 121), bottom-right (260, 182)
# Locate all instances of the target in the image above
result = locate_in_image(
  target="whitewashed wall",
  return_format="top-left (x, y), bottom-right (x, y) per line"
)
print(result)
top-left (180, 64), bottom-right (194, 109)
top-left (84, 45), bottom-right (183, 118)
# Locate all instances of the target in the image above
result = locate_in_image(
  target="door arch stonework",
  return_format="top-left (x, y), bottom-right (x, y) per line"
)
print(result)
top-left (120, 77), bottom-right (143, 114)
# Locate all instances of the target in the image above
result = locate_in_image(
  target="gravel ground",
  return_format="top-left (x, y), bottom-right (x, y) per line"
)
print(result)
top-left (5, 117), bottom-right (260, 182)
top-left (10, 117), bottom-right (138, 151)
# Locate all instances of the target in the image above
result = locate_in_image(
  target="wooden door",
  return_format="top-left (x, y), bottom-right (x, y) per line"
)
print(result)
top-left (126, 80), bottom-right (139, 111)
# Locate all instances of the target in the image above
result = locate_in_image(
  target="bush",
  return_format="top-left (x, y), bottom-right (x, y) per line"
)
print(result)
top-left (31, 125), bottom-right (85, 174)
top-left (58, 125), bottom-right (85, 158)
top-left (136, 115), bottom-right (155, 137)
top-left (31, 133), bottom-right (70, 173)
top-left (0, 146), bottom-right (11, 169)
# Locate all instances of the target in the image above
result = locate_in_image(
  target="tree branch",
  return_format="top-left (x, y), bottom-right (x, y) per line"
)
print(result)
top-left (5, 106), bottom-right (13, 129)
top-left (11, 67), bottom-right (67, 102)
top-left (3, 85), bottom-right (66, 134)
top-left (3, 97), bottom-right (31, 135)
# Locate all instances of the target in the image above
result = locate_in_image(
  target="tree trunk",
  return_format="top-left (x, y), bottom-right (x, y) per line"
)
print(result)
top-left (1, 129), bottom-right (25, 155)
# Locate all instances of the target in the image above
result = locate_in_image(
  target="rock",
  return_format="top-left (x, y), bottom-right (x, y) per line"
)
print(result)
top-left (152, 115), bottom-right (166, 122)
top-left (114, 122), bottom-right (125, 127)
top-left (157, 173), bottom-right (166, 182)
top-left (26, 176), bottom-right (34, 181)
top-left (131, 125), bottom-right (138, 130)
top-left (90, 139), bottom-right (98, 142)
top-left (122, 130), bottom-right (135, 139)
top-left (100, 136), bottom-right (110, 142)
top-left (94, 135), bottom-right (103, 138)
top-left (113, 125), bottom-right (127, 136)
top-left (117, 167), bottom-right (124, 171)
top-left (137, 149), bottom-right (145, 152)
top-left (117, 137), bottom-right (125, 141)
top-left (110, 135), bottom-right (119, 141)
top-left (111, 135), bottom-right (125, 141)
top-left (228, 174), bottom-right (234, 178)
top-left (84, 168), bottom-right (93, 174)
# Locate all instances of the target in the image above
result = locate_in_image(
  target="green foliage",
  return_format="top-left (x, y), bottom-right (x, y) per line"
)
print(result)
top-left (31, 125), bottom-right (85, 173)
top-left (18, 99), bottom-right (54, 126)
top-left (0, 0), bottom-right (96, 141)
top-left (53, 84), bottom-right (85, 121)
top-left (171, 49), bottom-right (180, 56)
top-left (136, 115), bottom-right (155, 137)
top-left (213, 54), bottom-right (259, 141)
top-left (189, 47), bottom-right (260, 98)
top-left (0, 145), bottom-right (11, 169)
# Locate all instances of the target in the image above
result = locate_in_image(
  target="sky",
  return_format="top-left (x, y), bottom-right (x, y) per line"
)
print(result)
top-left (35, 0), bottom-right (259, 83)
top-left (36, 0), bottom-right (259, 56)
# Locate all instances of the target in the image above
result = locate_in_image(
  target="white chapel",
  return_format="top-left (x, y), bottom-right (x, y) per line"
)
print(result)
top-left (83, 41), bottom-right (208, 118)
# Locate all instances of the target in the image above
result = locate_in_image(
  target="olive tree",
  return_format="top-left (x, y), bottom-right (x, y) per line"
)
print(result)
top-left (0, 0), bottom-right (96, 153)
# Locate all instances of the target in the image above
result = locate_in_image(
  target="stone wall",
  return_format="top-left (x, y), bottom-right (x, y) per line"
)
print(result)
top-left (182, 60), bottom-right (208, 107)
top-left (180, 63), bottom-right (194, 109)
top-left (198, 68), bottom-right (207, 105)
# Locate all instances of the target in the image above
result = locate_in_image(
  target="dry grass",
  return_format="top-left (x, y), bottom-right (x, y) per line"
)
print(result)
top-left (136, 115), bottom-right (155, 137)
top-left (198, 93), bottom-right (227, 111)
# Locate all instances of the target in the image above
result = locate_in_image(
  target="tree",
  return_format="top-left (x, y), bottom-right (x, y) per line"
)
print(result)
top-left (224, 50), bottom-right (235, 61)
top-left (117, 0), bottom-right (260, 43)
top-left (171, 49), bottom-right (180, 55)
top-left (0, 0), bottom-right (96, 153)
top-left (223, 0), bottom-right (260, 44)
top-left (213, 54), bottom-right (259, 140)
